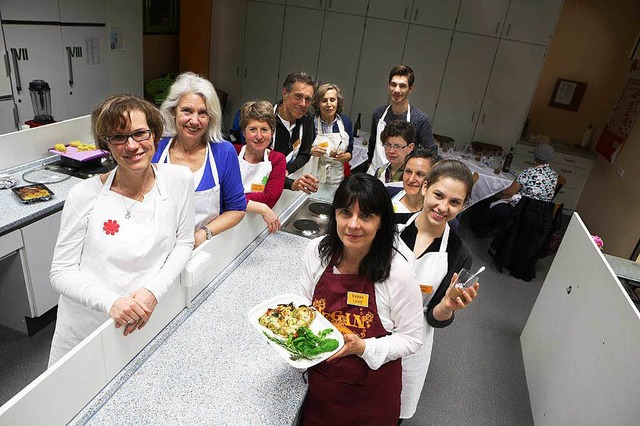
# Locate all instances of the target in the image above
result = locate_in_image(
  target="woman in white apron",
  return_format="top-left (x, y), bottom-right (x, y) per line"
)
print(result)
top-left (368, 103), bottom-right (412, 175)
top-left (396, 160), bottom-right (480, 420)
top-left (392, 148), bottom-right (438, 215)
top-left (49, 95), bottom-right (195, 366)
top-left (155, 72), bottom-right (246, 247)
top-left (310, 83), bottom-right (353, 186)
top-left (237, 101), bottom-right (287, 233)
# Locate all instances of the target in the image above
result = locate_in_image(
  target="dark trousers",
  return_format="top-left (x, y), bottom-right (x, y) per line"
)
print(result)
top-left (469, 196), bottom-right (513, 238)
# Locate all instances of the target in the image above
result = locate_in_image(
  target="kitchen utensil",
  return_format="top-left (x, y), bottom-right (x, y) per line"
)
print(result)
top-left (28, 80), bottom-right (54, 125)
top-left (22, 166), bottom-right (71, 184)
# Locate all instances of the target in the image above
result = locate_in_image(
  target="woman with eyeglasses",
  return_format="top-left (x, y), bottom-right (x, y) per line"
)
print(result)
top-left (372, 120), bottom-right (415, 187)
top-left (48, 95), bottom-right (195, 366)
top-left (309, 83), bottom-right (353, 185)
top-left (153, 72), bottom-right (246, 247)
top-left (236, 100), bottom-right (286, 233)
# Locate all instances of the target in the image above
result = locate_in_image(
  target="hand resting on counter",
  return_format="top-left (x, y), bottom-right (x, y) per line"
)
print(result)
top-left (109, 288), bottom-right (158, 336)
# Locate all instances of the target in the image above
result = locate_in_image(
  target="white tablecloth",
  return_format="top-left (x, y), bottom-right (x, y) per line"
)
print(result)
top-left (349, 134), bottom-right (369, 169)
top-left (440, 152), bottom-right (514, 206)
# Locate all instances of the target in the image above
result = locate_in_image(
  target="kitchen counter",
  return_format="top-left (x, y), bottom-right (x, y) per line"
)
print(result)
top-left (74, 231), bottom-right (312, 425)
top-left (518, 139), bottom-right (597, 160)
top-left (0, 157), bottom-right (82, 236)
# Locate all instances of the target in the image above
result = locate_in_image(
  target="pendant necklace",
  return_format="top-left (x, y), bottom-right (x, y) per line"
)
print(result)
top-left (120, 172), bottom-right (152, 219)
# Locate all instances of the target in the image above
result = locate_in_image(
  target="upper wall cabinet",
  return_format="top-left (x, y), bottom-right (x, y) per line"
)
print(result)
top-left (316, 12), bottom-right (366, 113)
top-left (278, 6), bottom-right (324, 82)
top-left (0, 0), bottom-right (60, 22)
top-left (410, 0), bottom-right (460, 30)
top-left (58, 0), bottom-right (105, 23)
top-left (367, 0), bottom-right (414, 23)
top-left (456, 0), bottom-right (510, 37)
top-left (241, 1), bottom-right (284, 103)
top-left (402, 25), bottom-right (452, 118)
top-left (351, 18), bottom-right (408, 130)
top-left (326, 0), bottom-right (368, 16)
top-left (503, 0), bottom-right (563, 45)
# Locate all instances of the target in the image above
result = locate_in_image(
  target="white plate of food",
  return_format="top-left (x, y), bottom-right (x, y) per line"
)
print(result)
top-left (247, 293), bottom-right (344, 369)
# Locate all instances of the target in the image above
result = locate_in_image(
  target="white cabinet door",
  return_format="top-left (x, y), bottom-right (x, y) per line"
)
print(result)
top-left (473, 40), bottom-right (546, 150)
top-left (61, 26), bottom-right (108, 117)
top-left (402, 25), bottom-right (452, 119)
top-left (432, 32), bottom-right (497, 148)
top-left (3, 24), bottom-right (69, 124)
top-left (287, 0), bottom-right (326, 10)
top-left (278, 6), bottom-right (324, 81)
top-left (241, 1), bottom-right (284, 103)
top-left (326, 0), bottom-right (368, 16)
top-left (410, 0), bottom-right (460, 30)
top-left (351, 18), bottom-right (408, 132)
top-left (367, 0), bottom-right (414, 22)
top-left (0, 0), bottom-right (60, 22)
top-left (316, 12), bottom-right (365, 114)
top-left (456, 0), bottom-right (510, 37)
top-left (21, 211), bottom-right (62, 317)
top-left (503, 0), bottom-right (563, 46)
top-left (0, 98), bottom-right (18, 134)
top-left (59, 0), bottom-right (105, 23)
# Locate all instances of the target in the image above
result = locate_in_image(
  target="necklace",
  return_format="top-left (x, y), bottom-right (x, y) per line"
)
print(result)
top-left (402, 195), bottom-right (423, 212)
top-left (119, 172), bottom-right (152, 219)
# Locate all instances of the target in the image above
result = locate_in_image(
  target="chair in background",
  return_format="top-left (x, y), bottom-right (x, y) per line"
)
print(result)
top-left (553, 175), bottom-right (567, 199)
top-left (434, 133), bottom-right (455, 151)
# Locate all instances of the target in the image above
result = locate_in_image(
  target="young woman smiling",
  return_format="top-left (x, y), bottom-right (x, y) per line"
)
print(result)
top-left (396, 160), bottom-right (480, 421)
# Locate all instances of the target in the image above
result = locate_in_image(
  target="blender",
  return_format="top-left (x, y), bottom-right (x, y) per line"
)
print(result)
top-left (26, 80), bottom-right (55, 126)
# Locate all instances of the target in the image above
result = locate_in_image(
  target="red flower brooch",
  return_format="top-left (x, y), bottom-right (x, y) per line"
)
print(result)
top-left (103, 219), bottom-right (120, 235)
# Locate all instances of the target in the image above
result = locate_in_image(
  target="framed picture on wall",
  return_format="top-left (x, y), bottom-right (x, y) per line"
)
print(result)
top-left (549, 78), bottom-right (587, 111)
top-left (144, 0), bottom-right (179, 34)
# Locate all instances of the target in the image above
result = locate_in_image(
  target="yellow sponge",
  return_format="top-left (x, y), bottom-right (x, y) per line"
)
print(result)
top-left (54, 143), bottom-right (67, 152)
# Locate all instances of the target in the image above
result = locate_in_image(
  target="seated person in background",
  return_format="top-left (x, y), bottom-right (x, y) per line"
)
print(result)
top-left (470, 143), bottom-right (558, 238)
top-left (154, 72), bottom-right (246, 248)
top-left (49, 95), bottom-right (195, 366)
top-left (371, 120), bottom-right (415, 186)
top-left (367, 64), bottom-right (435, 173)
top-left (236, 100), bottom-right (286, 233)
top-left (310, 83), bottom-right (353, 185)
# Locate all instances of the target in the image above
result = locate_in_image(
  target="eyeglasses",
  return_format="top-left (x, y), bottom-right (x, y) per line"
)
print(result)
top-left (382, 142), bottom-right (408, 151)
top-left (105, 130), bottom-right (152, 145)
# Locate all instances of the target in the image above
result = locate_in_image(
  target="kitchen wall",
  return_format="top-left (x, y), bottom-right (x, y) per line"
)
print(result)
top-left (527, 0), bottom-right (640, 258)
top-left (527, 0), bottom-right (640, 145)
top-left (143, 35), bottom-right (179, 85)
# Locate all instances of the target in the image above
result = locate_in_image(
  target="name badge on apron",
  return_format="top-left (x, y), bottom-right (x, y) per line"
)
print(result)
top-left (347, 291), bottom-right (369, 308)
top-left (292, 138), bottom-right (301, 151)
top-left (250, 183), bottom-right (265, 193)
top-left (419, 284), bottom-right (434, 295)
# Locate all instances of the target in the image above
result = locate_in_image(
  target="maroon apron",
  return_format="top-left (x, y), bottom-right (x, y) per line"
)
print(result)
top-left (302, 263), bottom-right (402, 426)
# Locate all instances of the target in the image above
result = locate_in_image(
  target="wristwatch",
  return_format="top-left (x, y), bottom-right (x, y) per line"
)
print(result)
top-left (199, 226), bottom-right (214, 240)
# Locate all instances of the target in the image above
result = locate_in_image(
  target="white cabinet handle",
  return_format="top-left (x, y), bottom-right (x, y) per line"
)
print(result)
top-left (560, 168), bottom-right (573, 174)
top-left (244, 68), bottom-right (248, 78)
top-left (481, 112), bottom-right (486, 124)
top-left (414, 9), bottom-right (419, 21)
top-left (404, 7), bottom-right (408, 20)
top-left (506, 23), bottom-right (511, 36)
top-left (495, 22), bottom-right (500, 34)
top-left (3, 53), bottom-right (10, 78)
top-left (563, 157), bottom-right (576, 163)
top-left (12, 105), bottom-right (19, 129)
top-left (471, 111), bottom-right (476, 122)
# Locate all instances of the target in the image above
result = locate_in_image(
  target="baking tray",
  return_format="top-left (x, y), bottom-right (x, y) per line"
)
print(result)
top-left (12, 183), bottom-right (54, 203)
top-left (247, 293), bottom-right (344, 369)
top-left (49, 145), bottom-right (109, 162)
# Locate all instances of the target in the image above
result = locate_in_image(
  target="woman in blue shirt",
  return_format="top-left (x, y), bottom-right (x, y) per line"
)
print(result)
top-left (153, 72), bottom-right (246, 247)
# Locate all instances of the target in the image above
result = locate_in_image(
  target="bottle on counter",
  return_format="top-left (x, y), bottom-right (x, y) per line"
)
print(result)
top-left (353, 113), bottom-right (361, 137)
top-left (579, 124), bottom-right (593, 148)
top-left (502, 147), bottom-right (514, 173)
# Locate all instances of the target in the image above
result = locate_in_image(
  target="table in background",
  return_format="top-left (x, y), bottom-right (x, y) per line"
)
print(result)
top-left (349, 133), bottom-right (369, 170)
top-left (440, 151), bottom-right (514, 206)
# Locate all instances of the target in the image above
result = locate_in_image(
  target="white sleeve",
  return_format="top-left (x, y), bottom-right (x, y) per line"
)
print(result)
top-left (49, 181), bottom-right (122, 313)
top-left (298, 237), bottom-right (324, 301)
top-left (360, 256), bottom-right (424, 370)
top-left (143, 166), bottom-right (195, 300)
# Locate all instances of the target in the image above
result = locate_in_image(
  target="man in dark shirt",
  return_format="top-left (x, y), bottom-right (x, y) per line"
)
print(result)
top-left (272, 72), bottom-right (320, 193)
top-left (367, 65), bottom-right (435, 173)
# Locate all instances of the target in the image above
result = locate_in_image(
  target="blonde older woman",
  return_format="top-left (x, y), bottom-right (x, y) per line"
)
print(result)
top-left (153, 72), bottom-right (246, 247)
top-left (310, 83), bottom-right (353, 184)
top-left (236, 101), bottom-right (286, 233)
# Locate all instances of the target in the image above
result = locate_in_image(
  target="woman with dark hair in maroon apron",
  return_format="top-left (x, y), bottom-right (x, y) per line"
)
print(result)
top-left (299, 174), bottom-right (424, 425)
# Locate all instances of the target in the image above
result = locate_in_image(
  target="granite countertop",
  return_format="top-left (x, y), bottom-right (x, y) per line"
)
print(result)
top-left (79, 231), bottom-right (312, 425)
top-left (518, 139), bottom-right (597, 160)
top-left (0, 157), bottom-right (83, 236)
